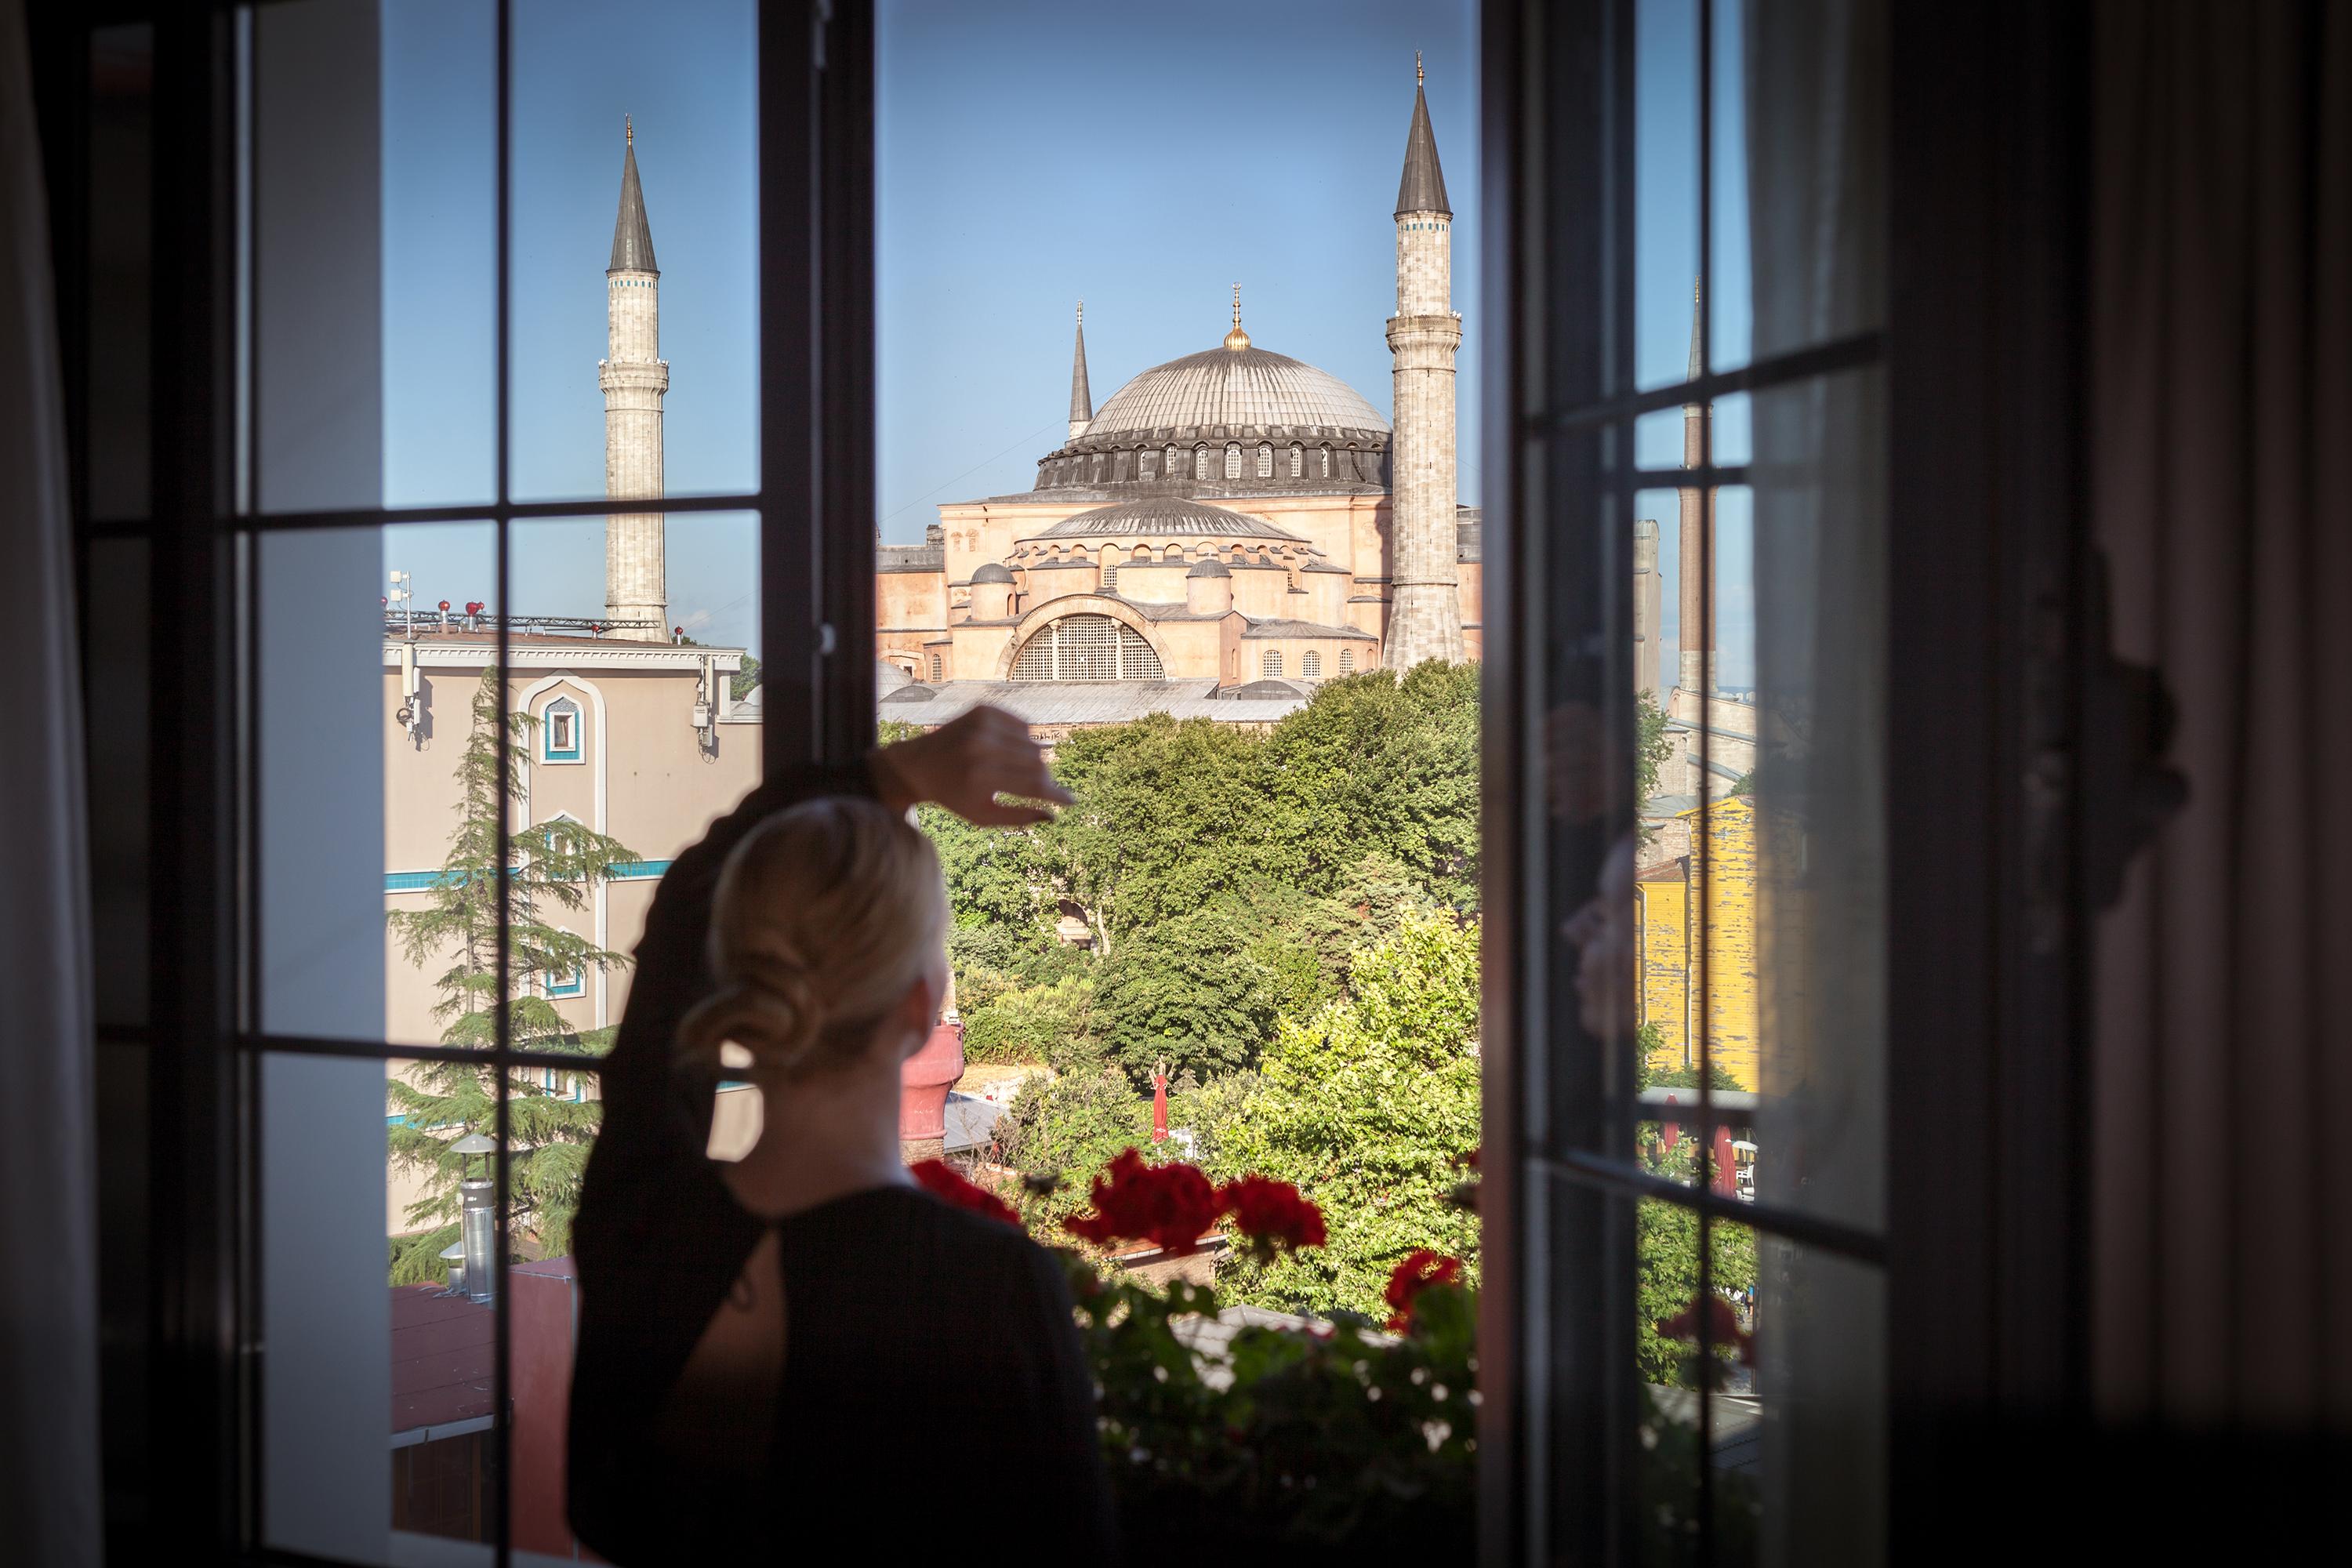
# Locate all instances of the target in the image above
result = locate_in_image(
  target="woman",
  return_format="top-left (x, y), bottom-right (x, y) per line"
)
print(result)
top-left (568, 709), bottom-right (1112, 1559)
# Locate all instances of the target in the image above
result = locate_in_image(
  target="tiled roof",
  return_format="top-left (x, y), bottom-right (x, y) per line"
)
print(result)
top-left (1240, 617), bottom-right (1377, 641)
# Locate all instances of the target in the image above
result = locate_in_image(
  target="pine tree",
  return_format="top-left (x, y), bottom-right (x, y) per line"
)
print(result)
top-left (386, 666), bottom-right (642, 1283)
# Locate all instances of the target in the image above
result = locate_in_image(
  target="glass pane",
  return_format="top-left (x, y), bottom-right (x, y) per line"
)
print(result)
top-left (503, 514), bottom-right (763, 1053)
top-left (384, 0), bottom-right (497, 508)
top-left (509, 0), bottom-right (760, 506)
top-left (1736, 1235), bottom-right (1886, 1564)
top-left (1635, 0), bottom-right (1701, 394)
top-left (1746, 370), bottom-right (1885, 1229)
top-left (264, 1051), bottom-right (408, 1562)
top-left (258, 524), bottom-right (482, 1047)
top-left (86, 25), bottom-right (153, 522)
top-left (1707, 0), bottom-right (1754, 376)
top-left (1632, 1195), bottom-right (1761, 1565)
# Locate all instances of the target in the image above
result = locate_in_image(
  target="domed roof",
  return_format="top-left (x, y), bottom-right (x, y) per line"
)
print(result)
top-left (1085, 346), bottom-right (1388, 438)
top-left (969, 561), bottom-right (1015, 583)
top-left (1230, 679), bottom-right (1304, 701)
top-left (1036, 497), bottom-right (1305, 542)
top-left (1185, 558), bottom-right (1232, 579)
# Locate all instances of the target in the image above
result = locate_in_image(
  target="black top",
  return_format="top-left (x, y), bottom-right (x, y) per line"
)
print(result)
top-left (568, 764), bottom-right (1115, 1560)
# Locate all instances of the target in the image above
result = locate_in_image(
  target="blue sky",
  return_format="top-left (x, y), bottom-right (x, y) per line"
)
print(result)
top-left (376, 0), bottom-right (1752, 682)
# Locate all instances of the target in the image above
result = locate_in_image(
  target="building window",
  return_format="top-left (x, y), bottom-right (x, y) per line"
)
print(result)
top-left (1319, 445), bottom-right (1332, 478)
top-left (1261, 649), bottom-right (1283, 678)
top-left (1289, 443), bottom-right (1303, 477)
top-left (1194, 445), bottom-right (1210, 480)
top-left (541, 696), bottom-right (583, 762)
top-left (1256, 443), bottom-right (1273, 477)
top-left (1167, 444), bottom-right (1180, 475)
top-left (1301, 650), bottom-right (1323, 678)
top-left (928, 653), bottom-right (942, 682)
top-left (543, 965), bottom-right (585, 1000)
top-left (1139, 449), bottom-right (1156, 478)
top-left (1224, 443), bottom-right (1242, 480)
top-left (1338, 648), bottom-right (1354, 673)
top-left (1091, 455), bottom-right (1104, 483)
top-left (1102, 565), bottom-right (1120, 595)
top-left (1007, 614), bottom-right (1167, 681)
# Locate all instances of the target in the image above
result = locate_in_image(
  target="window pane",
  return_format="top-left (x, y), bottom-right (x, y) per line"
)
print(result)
top-left (504, 514), bottom-right (764, 1052)
top-left (1736, 1233), bottom-right (1886, 1564)
top-left (1635, 0), bottom-right (1701, 394)
top-left (1632, 1196), bottom-right (1760, 1566)
top-left (509, 0), bottom-right (759, 505)
top-left (87, 537), bottom-right (151, 1026)
top-left (85, 25), bottom-right (153, 522)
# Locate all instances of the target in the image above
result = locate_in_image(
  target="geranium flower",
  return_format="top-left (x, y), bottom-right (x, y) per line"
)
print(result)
top-left (1062, 1148), bottom-right (1222, 1256)
top-left (909, 1159), bottom-right (1022, 1229)
top-left (1384, 1248), bottom-right (1465, 1330)
top-left (1217, 1174), bottom-right (1327, 1253)
top-left (1656, 1295), bottom-right (1755, 1364)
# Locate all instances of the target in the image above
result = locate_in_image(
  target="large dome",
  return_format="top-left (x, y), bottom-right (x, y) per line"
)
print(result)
top-left (1035, 496), bottom-right (1305, 542)
top-left (1085, 346), bottom-right (1388, 439)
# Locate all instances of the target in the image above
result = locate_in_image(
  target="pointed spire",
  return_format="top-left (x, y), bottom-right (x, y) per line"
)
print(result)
top-left (609, 117), bottom-right (658, 274)
top-left (1395, 59), bottom-right (1452, 218)
top-left (1223, 281), bottom-right (1251, 351)
top-left (1069, 301), bottom-right (1093, 428)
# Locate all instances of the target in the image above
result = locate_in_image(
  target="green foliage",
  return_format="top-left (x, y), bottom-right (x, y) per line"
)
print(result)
top-left (1214, 915), bottom-right (1483, 1316)
top-left (1637, 688), bottom-right (1674, 805)
top-left (1633, 1136), bottom-right (1759, 1388)
top-left (992, 1062), bottom-right (1150, 1214)
top-left (729, 653), bottom-right (761, 702)
top-left (1166, 1070), bottom-right (1258, 1171)
top-left (916, 803), bottom-right (1043, 934)
top-left (383, 667), bottom-right (642, 1283)
top-left (1094, 904), bottom-right (1280, 1085)
top-left (959, 974), bottom-right (1100, 1070)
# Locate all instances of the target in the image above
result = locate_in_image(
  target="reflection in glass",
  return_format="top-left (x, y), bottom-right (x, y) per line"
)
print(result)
top-left (1743, 1235), bottom-right (1886, 1564)
top-left (1633, 1198), bottom-right (1761, 1566)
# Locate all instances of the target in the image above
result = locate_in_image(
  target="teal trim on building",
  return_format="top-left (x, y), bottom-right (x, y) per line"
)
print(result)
top-left (384, 859), bottom-right (672, 895)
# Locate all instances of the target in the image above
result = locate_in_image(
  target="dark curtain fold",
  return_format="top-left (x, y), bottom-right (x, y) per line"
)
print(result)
top-left (2091, 0), bottom-right (2352, 1431)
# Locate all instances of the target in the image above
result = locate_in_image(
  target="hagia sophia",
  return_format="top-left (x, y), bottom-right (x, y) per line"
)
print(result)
top-left (873, 60), bottom-right (1480, 728)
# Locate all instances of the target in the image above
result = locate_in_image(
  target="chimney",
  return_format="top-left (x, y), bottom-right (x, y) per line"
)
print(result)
top-left (452, 1132), bottom-right (499, 1305)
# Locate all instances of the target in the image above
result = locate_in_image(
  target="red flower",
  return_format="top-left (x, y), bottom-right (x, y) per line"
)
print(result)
top-left (1217, 1174), bottom-right (1327, 1252)
top-left (1383, 1248), bottom-right (1465, 1330)
top-left (1062, 1148), bottom-right (1223, 1256)
top-left (1656, 1295), bottom-right (1755, 1364)
top-left (909, 1159), bottom-right (1022, 1229)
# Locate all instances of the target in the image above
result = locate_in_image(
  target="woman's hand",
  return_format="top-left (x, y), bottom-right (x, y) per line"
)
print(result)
top-left (868, 706), bottom-right (1073, 826)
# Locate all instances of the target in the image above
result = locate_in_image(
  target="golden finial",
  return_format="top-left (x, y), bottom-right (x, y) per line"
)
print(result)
top-left (1417, 51), bottom-right (1424, 86)
top-left (1224, 282), bottom-right (1250, 350)
top-left (626, 114), bottom-right (633, 147)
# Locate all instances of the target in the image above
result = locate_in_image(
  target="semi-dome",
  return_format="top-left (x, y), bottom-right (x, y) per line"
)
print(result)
top-left (1084, 345), bottom-right (1388, 439)
top-left (1185, 558), bottom-right (1233, 579)
top-left (969, 561), bottom-right (1016, 583)
top-left (1035, 497), bottom-right (1305, 543)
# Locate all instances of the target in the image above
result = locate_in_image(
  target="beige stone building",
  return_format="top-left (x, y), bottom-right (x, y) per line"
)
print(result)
top-left (876, 67), bottom-right (1480, 728)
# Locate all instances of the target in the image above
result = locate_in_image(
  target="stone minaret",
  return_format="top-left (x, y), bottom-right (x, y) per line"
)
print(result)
top-left (601, 117), bottom-right (668, 640)
top-left (1676, 279), bottom-right (1713, 701)
top-left (1634, 517), bottom-right (1663, 701)
top-left (1385, 55), bottom-right (1465, 670)
top-left (1068, 301), bottom-right (1093, 443)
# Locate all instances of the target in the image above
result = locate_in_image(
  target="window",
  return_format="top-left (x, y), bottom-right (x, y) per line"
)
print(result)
top-left (1257, 443), bottom-right (1273, 477)
top-left (542, 695), bottom-right (583, 762)
top-left (1194, 445), bottom-right (1210, 480)
top-left (1300, 650), bottom-right (1322, 678)
top-left (1261, 649), bottom-right (1283, 678)
top-left (1007, 614), bottom-right (1166, 681)
top-left (1289, 442), bottom-right (1303, 477)
top-left (1224, 443), bottom-right (1242, 479)
top-left (1319, 444), bottom-right (1331, 477)
top-left (1166, 444), bottom-right (1179, 475)
top-left (929, 653), bottom-right (942, 682)
top-left (1102, 564), bottom-right (1120, 595)
top-left (1139, 449), bottom-right (1156, 478)
top-left (543, 965), bottom-right (585, 1000)
top-left (1338, 648), bottom-right (1353, 673)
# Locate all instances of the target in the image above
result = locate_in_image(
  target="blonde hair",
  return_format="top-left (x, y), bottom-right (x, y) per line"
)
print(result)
top-left (676, 797), bottom-right (946, 1081)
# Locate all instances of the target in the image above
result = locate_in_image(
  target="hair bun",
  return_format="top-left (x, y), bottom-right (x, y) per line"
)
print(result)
top-left (677, 964), bottom-right (826, 1080)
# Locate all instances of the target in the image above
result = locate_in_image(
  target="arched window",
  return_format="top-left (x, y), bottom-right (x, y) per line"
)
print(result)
top-left (928, 653), bottom-right (942, 682)
top-left (1224, 444), bottom-right (1242, 479)
top-left (1339, 648), bottom-right (1355, 673)
top-left (1301, 650), bottom-right (1323, 679)
top-left (1091, 455), bottom-right (1105, 483)
top-left (1256, 443), bottom-right (1273, 478)
top-left (1008, 614), bottom-right (1167, 681)
top-left (1261, 649), bottom-right (1283, 678)
top-left (541, 695), bottom-right (583, 763)
top-left (1289, 443), bottom-right (1304, 477)
top-left (1319, 445), bottom-right (1332, 478)
top-left (1194, 446), bottom-right (1210, 480)
top-left (1113, 451), bottom-right (1130, 481)
top-left (1166, 444), bottom-right (1179, 475)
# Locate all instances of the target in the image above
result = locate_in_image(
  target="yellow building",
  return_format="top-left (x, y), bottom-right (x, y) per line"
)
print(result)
top-left (1635, 794), bottom-right (1773, 1091)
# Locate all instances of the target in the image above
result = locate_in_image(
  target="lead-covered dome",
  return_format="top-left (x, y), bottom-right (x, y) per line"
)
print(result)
top-left (1034, 497), bottom-right (1304, 543)
top-left (1086, 346), bottom-right (1388, 438)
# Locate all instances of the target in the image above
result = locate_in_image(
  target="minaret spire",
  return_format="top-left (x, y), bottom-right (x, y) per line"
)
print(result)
top-left (1676, 274), bottom-right (1715, 700)
top-left (602, 118), bottom-right (668, 638)
top-left (1385, 62), bottom-right (1465, 669)
top-left (1068, 301), bottom-right (1093, 441)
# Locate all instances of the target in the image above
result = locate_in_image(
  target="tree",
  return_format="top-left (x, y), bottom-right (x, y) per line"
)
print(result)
top-left (384, 667), bottom-right (643, 1283)
top-left (1637, 688), bottom-right (1673, 805)
top-left (1094, 903), bottom-right (1281, 1086)
top-left (1635, 1138), bottom-right (1759, 1385)
top-left (1214, 914), bottom-right (1483, 1316)
top-left (729, 652), bottom-right (762, 702)
top-left (993, 1059), bottom-right (1152, 1216)
top-left (916, 802), bottom-right (1043, 933)
top-left (960, 973), bottom-right (1100, 1071)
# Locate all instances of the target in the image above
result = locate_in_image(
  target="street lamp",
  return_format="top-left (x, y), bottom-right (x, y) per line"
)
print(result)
top-left (450, 1131), bottom-right (499, 1306)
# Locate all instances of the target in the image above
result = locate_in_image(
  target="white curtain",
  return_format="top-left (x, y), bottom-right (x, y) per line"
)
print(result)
top-left (0, 0), bottom-right (102, 1561)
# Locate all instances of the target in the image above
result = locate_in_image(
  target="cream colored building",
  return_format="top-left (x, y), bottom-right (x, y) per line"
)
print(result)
top-left (876, 68), bottom-right (1481, 727)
